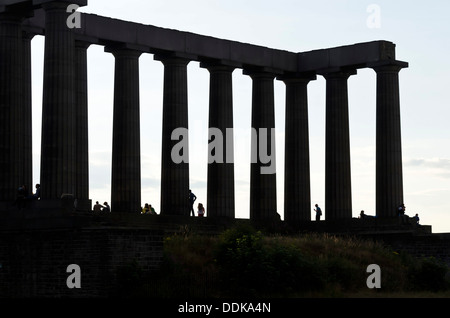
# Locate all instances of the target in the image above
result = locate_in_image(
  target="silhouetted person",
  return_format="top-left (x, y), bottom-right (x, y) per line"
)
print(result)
top-left (14, 185), bottom-right (28, 209)
top-left (413, 213), bottom-right (420, 224)
top-left (314, 204), bottom-right (322, 221)
top-left (102, 202), bottom-right (110, 213)
top-left (360, 210), bottom-right (374, 219)
top-left (93, 201), bottom-right (103, 212)
top-left (142, 203), bottom-right (150, 214)
top-left (31, 184), bottom-right (40, 200)
top-left (189, 190), bottom-right (197, 216)
top-left (149, 204), bottom-right (157, 215)
top-left (18, 185), bottom-right (27, 198)
top-left (24, 183), bottom-right (40, 201)
top-left (398, 203), bottom-right (407, 224)
top-left (197, 203), bottom-right (205, 217)
top-left (398, 203), bottom-right (405, 216)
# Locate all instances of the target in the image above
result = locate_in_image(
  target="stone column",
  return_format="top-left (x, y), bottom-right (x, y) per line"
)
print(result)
top-left (74, 40), bottom-right (91, 210)
top-left (0, 11), bottom-right (25, 203)
top-left (281, 74), bottom-right (316, 223)
top-left (323, 69), bottom-right (356, 220)
top-left (201, 63), bottom-right (235, 218)
top-left (40, 2), bottom-right (77, 200)
top-left (155, 55), bottom-right (190, 216)
top-left (244, 69), bottom-right (277, 221)
top-left (22, 31), bottom-right (35, 195)
top-left (105, 46), bottom-right (142, 213)
top-left (372, 61), bottom-right (408, 217)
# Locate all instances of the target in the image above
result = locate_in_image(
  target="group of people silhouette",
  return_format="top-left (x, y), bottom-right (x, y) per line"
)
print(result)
top-left (139, 189), bottom-right (205, 216)
top-left (13, 184), bottom-right (419, 224)
top-left (13, 183), bottom-right (41, 208)
top-left (314, 202), bottom-right (420, 224)
top-left (13, 183), bottom-right (419, 223)
top-left (90, 189), bottom-right (206, 216)
top-left (141, 203), bottom-right (157, 215)
top-left (398, 203), bottom-right (420, 224)
top-left (92, 201), bottom-right (110, 213)
top-left (18, 183), bottom-right (40, 200)
top-left (189, 190), bottom-right (205, 217)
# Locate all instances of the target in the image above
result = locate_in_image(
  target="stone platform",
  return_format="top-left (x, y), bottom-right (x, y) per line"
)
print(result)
top-left (0, 205), bottom-right (448, 298)
top-left (0, 202), bottom-right (432, 237)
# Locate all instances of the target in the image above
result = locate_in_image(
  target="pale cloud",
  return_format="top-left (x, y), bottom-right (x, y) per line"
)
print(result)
top-left (141, 177), bottom-right (160, 188)
top-left (404, 158), bottom-right (450, 179)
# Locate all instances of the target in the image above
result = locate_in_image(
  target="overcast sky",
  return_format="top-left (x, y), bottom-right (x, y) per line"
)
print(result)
top-left (30, 0), bottom-right (450, 232)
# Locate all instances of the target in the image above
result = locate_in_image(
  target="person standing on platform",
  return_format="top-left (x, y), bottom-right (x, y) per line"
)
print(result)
top-left (189, 189), bottom-right (197, 216)
top-left (314, 204), bottom-right (322, 221)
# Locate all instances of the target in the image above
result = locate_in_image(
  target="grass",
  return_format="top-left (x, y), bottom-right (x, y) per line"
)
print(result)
top-left (114, 224), bottom-right (450, 298)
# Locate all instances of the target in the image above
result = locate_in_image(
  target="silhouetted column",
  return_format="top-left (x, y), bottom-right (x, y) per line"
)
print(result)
top-left (155, 55), bottom-right (190, 216)
top-left (244, 69), bottom-right (277, 221)
top-left (74, 40), bottom-right (91, 210)
top-left (323, 69), bottom-right (356, 220)
top-left (201, 63), bottom-right (235, 218)
top-left (372, 61), bottom-right (408, 217)
top-left (106, 46), bottom-right (142, 213)
top-left (281, 74), bottom-right (316, 223)
top-left (40, 2), bottom-right (77, 200)
top-left (0, 10), bottom-right (30, 204)
top-left (22, 31), bottom-right (35, 195)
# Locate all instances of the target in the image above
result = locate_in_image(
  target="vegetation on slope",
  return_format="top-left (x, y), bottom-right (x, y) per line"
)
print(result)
top-left (114, 223), bottom-right (450, 298)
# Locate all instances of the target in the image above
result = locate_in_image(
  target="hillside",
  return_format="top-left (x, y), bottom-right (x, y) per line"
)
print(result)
top-left (113, 223), bottom-right (450, 298)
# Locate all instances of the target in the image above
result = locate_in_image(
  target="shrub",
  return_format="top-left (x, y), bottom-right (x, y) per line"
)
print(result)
top-left (153, 226), bottom-right (450, 297)
top-left (410, 257), bottom-right (449, 292)
top-left (214, 224), bottom-right (265, 296)
top-left (265, 243), bottom-right (325, 295)
top-left (214, 225), bottom-right (326, 296)
top-left (324, 256), bottom-right (361, 291)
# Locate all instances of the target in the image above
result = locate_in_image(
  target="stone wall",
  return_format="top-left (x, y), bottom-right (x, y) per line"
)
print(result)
top-left (378, 233), bottom-right (450, 266)
top-left (0, 227), bottom-right (164, 298)
top-left (1, 214), bottom-right (450, 298)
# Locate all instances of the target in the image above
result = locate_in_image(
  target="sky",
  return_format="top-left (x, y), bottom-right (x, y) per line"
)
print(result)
top-left (29, 0), bottom-right (450, 232)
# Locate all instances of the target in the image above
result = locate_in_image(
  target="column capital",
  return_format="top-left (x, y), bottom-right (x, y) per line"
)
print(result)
top-left (243, 67), bottom-right (279, 80)
top-left (104, 43), bottom-right (144, 58)
top-left (75, 39), bottom-right (91, 49)
top-left (154, 52), bottom-right (192, 66)
top-left (369, 60), bottom-right (409, 73)
top-left (320, 68), bottom-right (357, 80)
top-left (199, 61), bottom-right (236, 73)
top-left (278, 71), bottom-right (317, 83)
top-left (22, 29), bottom-right (37, 41)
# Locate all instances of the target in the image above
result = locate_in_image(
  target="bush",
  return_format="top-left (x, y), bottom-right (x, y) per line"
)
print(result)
top-left (150, 233), bottom-right (219, 297)
top-left (410, 257), bottom-right (449, 292)
top-left (324, 256), bottom-right (360, 291)
top-left (265, 243), bottom-right (325, 295)
top-left (214, 224), bottom-right (326, 297)
top-left (153, 226), bottom-right (450, 297)
top-left (214, 224), bottom-right (265, 296)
